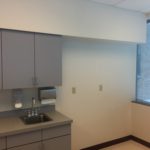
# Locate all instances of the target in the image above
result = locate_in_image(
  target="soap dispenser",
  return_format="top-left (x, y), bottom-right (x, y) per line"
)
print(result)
top-left (12, 89), bottom-right (23, 109)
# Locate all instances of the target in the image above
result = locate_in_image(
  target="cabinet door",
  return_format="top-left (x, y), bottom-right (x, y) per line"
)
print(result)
top-left (0, 137), bottom-right (6, 150)
top-left (43, 135), bottom-right (71, 150)
top-left (35, 34), bottom-right (62, 87)
top-left (0, 31), bottom-right (2, 90)
top-left (2, 30), bottom-right (34, 89)
top-left (7, 130), bottom-right (41, 148)
top-left (43, 124), bottom-right (71, 140)
top-left (8, 142), bottom-right (41, 150)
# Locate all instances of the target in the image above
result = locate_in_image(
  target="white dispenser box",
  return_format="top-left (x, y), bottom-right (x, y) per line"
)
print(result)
top-left (38, 87), bottom-right (56, 105)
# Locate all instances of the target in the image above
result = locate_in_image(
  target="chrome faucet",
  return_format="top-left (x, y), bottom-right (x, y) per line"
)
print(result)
top-left (32, 97), bottom-right (36, 109)
top-left (27, 97), bottom-right (38, 117)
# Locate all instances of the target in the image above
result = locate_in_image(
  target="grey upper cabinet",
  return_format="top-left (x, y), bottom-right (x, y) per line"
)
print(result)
top-left (2, 30), bottom-right (35, 89)
top-left (35, 33), bottom-right (62, 87)
top-left (1, 30), bottom-right (62, 89)
top-left (0, 31), bottom-right (2, 90)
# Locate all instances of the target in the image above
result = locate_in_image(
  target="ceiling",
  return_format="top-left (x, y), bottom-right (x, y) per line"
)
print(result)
top-left (89, 0), bottom-right (150, 13)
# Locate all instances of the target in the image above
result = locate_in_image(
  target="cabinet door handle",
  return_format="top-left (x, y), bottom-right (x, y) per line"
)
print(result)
top-left (32, 77), bottom-right (35, 85)
top-left (32, 77), bottom-right (38, 86)
top-left (35, 77), bottom-right (38, 86)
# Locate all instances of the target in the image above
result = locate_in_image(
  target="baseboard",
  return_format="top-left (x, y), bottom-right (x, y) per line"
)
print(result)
top-left (81, 135), bottom-right (150, 150)
top-left (80, 135), bottom-right (132, 150)
top-left (131, 135), bottom-right (150, 148)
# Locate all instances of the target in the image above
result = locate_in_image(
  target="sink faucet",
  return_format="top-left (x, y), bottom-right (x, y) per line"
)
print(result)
top-left (27, 97), bottom-right (38, 117)
top-left (32, 97), bottom-right (36, 109)
top-left (31, 97), bottom-right (38, 116)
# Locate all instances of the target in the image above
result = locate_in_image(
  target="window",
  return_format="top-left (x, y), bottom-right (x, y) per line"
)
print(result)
top-left (136, 21), bottom-right (150, 103)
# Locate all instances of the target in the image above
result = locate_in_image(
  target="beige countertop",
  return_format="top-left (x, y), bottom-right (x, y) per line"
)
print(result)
top-left (0, 111), bottom-right (72, 137)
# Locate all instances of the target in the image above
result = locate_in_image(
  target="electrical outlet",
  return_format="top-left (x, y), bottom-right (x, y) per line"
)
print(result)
top-left (99, 85), bottom-right (103, 91)
top-left (72, 87), bottom-right (76, 94)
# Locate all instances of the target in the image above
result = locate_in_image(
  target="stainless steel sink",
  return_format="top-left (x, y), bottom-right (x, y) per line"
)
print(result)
top-left (20, 113), bottom-right (52, 125)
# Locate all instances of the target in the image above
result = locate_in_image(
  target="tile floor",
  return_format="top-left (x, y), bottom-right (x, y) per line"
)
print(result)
top-left (101, 140), bottom-right (150, 150)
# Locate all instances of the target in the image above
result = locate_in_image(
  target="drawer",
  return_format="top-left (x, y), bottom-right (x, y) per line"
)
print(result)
top-left (7, 130), bottom-right (41, 148)
top-left (42, 124), bottom-right (71, 140)
top-left (43, 135), bottom-right (71, 150)
top-left (0, 137), bottom-right (6, 150)
top-left (8, 142), bottom-right (41, 150)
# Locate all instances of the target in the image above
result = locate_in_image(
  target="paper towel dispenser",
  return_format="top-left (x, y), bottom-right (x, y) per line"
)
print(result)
top-left (38, 87), bottom-right (56, 101)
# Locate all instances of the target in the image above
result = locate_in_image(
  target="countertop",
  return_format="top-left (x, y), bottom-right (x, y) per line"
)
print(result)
top-left (0, 111), bottom-right (72, 137)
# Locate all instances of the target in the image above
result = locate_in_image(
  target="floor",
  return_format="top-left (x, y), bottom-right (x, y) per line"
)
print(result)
top-left (101, 140), bottom-right (150, 150)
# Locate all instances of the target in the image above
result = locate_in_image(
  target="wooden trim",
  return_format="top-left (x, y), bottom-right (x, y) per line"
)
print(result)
top-left (81, 135), bottom-right (132, 150)
top-left (81, 135), bottom-right (150, 150)
top-left (132, 101), bottom-right (150, 107)
top-left (131, 136), bottom-right (150, 148)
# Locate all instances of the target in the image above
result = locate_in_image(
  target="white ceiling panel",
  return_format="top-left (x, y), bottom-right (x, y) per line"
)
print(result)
top-left (91, 0), bottom-right (123, 5)
top-left (116, 0), bottom-right (150, 13)
top-left (88, 0), bottom-right (150, 13)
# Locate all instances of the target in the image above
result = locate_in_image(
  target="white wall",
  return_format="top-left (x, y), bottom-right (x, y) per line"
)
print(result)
top-left (132, 103), bottom-right (150, 142)
top-left (0, 0), bottom-right (146, 42)
top-left (56, 37), bottom-right (136, 150)
top-left (0, 0), bottom-right (143, 149)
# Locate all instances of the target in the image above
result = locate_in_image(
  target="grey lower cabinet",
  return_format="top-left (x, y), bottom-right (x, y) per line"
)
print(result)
top-left (8, 142), bottom-right (41, 150)
top-left (43, 135), bottom-right (71, 150)
top-left (6, 124), bottom-right (71, 150)
top-left (8, 137), bottom-right (70, 150)
top-left (42, 124), bottom-right (71, 150)
top-left (0, 137), bottom-right (6, 150)
top-left (7, 130), bottom-right (41, 148)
